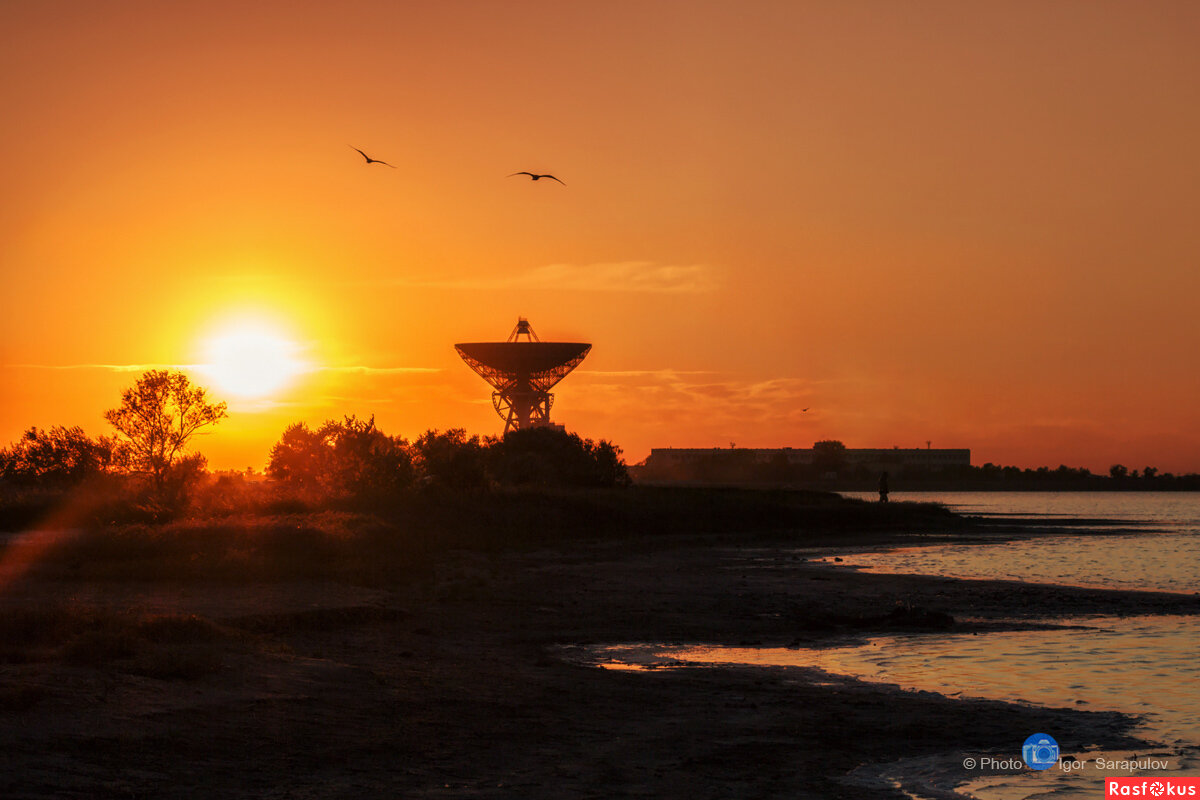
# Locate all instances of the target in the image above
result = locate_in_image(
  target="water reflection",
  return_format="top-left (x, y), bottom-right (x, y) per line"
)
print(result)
top-left (581, 615), bottom-right (1200, 799)
top-left (819, 533), bottom-right (1200, 595)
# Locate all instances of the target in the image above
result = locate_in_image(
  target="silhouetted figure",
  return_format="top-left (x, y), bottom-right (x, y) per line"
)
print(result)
top-left (878, 471), bottom-right (890, 503)
top-left (508, 172), bottom-right (565, 185)
top-left (351, 146), bottom-right (397, 168)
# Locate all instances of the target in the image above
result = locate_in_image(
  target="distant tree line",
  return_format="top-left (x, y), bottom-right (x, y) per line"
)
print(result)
top-left (0, 370), bottom-right (631, 509)
top-left (265, 417), bottom-right (629, 498)
top-left (851, 462), bottom-right (1200, 491)
top-left (948, 462), bottom-right (1200, 491)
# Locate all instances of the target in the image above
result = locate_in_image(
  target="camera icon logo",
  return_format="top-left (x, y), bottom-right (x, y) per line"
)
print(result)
top-left (1022, 733), bottom-right (1060, 770)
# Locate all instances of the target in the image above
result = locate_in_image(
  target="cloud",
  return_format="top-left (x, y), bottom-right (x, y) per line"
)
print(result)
top-left (517, 262), bottom-right (719, 293)
top-left (568, 371), bottom-right (819, 428)
top-left (222, 398), bottom-right (301, 413)
top-left (3, 363), bottom-right (188, 372)
top-left (575, 368), bottom-right (716, 379)
top-left (4, 363), bottom-right (441, 376)
top-left (316, 366), bottom-right (442, 375)
top-left (395, 261), bottom-right (719, 294)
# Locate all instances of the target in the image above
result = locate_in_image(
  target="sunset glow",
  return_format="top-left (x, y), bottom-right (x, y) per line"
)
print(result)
top-left (3, 7), bottom-right (1200, 793)
top-left (3, 1), bottom-right (1200, 472)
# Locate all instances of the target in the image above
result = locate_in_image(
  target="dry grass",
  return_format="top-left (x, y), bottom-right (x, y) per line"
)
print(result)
top-left (0, 604), bottom-right (238, 682)
top-left (6, 487), bottom-right (960, 589)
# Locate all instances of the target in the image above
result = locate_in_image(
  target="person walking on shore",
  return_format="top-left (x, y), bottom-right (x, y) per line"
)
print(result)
top-left (878, 471), bottom-right (889, 503)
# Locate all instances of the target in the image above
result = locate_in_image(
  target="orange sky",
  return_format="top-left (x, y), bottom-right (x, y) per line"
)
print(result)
top-left (3, 1), bottom-right (1200, 473)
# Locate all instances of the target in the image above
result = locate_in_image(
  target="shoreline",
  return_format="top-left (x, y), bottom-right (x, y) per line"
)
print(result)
top-left (1, 502), bottom-right (1198, 798)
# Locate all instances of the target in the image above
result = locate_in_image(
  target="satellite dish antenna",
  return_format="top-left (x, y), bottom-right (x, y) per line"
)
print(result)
top-left (455, 318), bottom-right (591, 433)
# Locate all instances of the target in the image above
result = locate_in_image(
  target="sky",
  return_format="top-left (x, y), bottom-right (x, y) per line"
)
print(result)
top-left (3, 0), bottom-right (1200, 473)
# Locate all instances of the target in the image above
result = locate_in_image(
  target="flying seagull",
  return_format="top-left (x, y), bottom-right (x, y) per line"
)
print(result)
top-left (508, 171), bottom-right (565, 185)
top-left (351, 146), bottom-right (396, 168)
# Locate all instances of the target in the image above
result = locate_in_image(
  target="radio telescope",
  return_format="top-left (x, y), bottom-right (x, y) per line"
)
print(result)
top-left (455, 318), bottom-right (591, 433)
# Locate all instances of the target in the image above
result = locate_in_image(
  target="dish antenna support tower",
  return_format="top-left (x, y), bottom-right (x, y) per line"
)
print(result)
top-left (455, 318), bottom-right (591, 434)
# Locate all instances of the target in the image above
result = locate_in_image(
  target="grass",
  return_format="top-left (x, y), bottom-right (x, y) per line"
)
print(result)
top-left (3, 485), bottom-right (962, 586)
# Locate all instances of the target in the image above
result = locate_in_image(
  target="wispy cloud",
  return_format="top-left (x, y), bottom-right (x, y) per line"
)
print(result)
top-left (4, 363), bottom-right (440, 375)
top-left (316, 366), bottom-right (442, 375)
top-left (517, 262), bottom-right (718, 293)
top-left (569, 372), bottom-right (820, 428)
top-left (393, 261), bottom-right (719, 294)
top-left (576, 369), bottom-right (716, 378)
top-left (3, 363), bottom-right (190, 372)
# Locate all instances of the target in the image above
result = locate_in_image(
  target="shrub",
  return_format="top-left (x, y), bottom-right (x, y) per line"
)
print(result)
top-left (0, 426), bottom-right (116, 485)
top-left (489, 428), bottom-right (630, 488)
top-left (413, 428), bottom-right (491, 489)
top-left (267, 416), bottom-right (415, 499)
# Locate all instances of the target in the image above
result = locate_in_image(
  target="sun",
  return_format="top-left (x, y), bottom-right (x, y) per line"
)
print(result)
top-left (200, 323), bottom-right (307, 398)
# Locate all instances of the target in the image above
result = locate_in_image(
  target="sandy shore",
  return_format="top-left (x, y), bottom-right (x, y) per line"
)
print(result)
top-left (2, 525), bottom-right (1198, 799)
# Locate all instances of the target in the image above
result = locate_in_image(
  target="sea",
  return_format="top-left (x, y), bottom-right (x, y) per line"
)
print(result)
top-left (584, 491), bottom-right (1200, 800)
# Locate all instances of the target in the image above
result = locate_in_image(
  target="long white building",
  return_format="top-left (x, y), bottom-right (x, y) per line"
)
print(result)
top-left (644, 446), bottom-right (970, 474)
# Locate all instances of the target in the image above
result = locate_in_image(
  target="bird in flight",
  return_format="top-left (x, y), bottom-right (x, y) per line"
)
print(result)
top-left (351, 146), bottom-right (396, 168)
top-left (508, 172), bottom-right (565, 185)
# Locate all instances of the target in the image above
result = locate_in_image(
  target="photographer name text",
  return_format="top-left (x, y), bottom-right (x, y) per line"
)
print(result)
top-left (962, 756), bottom-right (1173, 772)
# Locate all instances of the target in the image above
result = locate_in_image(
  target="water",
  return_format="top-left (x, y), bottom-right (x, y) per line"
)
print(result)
top-left (840, 491), bottom-right (1200, 527)
top-left (831, 492), bottom-right (1200, 594)
top-left (582, 492), bottom-right (1200, 799)
top-left (590, 616), bottom-right (1198, 799)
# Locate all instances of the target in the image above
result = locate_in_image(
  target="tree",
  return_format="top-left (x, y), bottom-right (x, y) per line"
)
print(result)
top-left (489, 428), bottom-right (630, 488)
top-left (413, 428), bottom-right (490, 489)
top-left (267, 416), bottom-right (415, 497)
top-left (588, 438), bottom-right (632, 488)
top-left (0, 425), bottom-right (115, 484)
top-left (104, 370), bottom-right (227, 488)
top-left (266, 422), bottom-right (327, 487)
top-left (320, 416), bottom-right (414, 496)
top-left (1109, 464), bottom-right (1128, 480)
top-left (812, 439), bottom-right (848, 477)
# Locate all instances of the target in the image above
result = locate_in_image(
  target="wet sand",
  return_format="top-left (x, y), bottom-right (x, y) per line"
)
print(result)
top-left (2, 528), bottom-right (1198, 799)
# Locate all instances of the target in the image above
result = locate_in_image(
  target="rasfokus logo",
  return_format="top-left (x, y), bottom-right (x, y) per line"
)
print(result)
top-left (1107, 778), bottom-right (1200, 796)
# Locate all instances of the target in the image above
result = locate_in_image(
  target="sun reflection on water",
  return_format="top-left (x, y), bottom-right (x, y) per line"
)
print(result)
top-left (582, 615), bottom-right (1200, 799)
